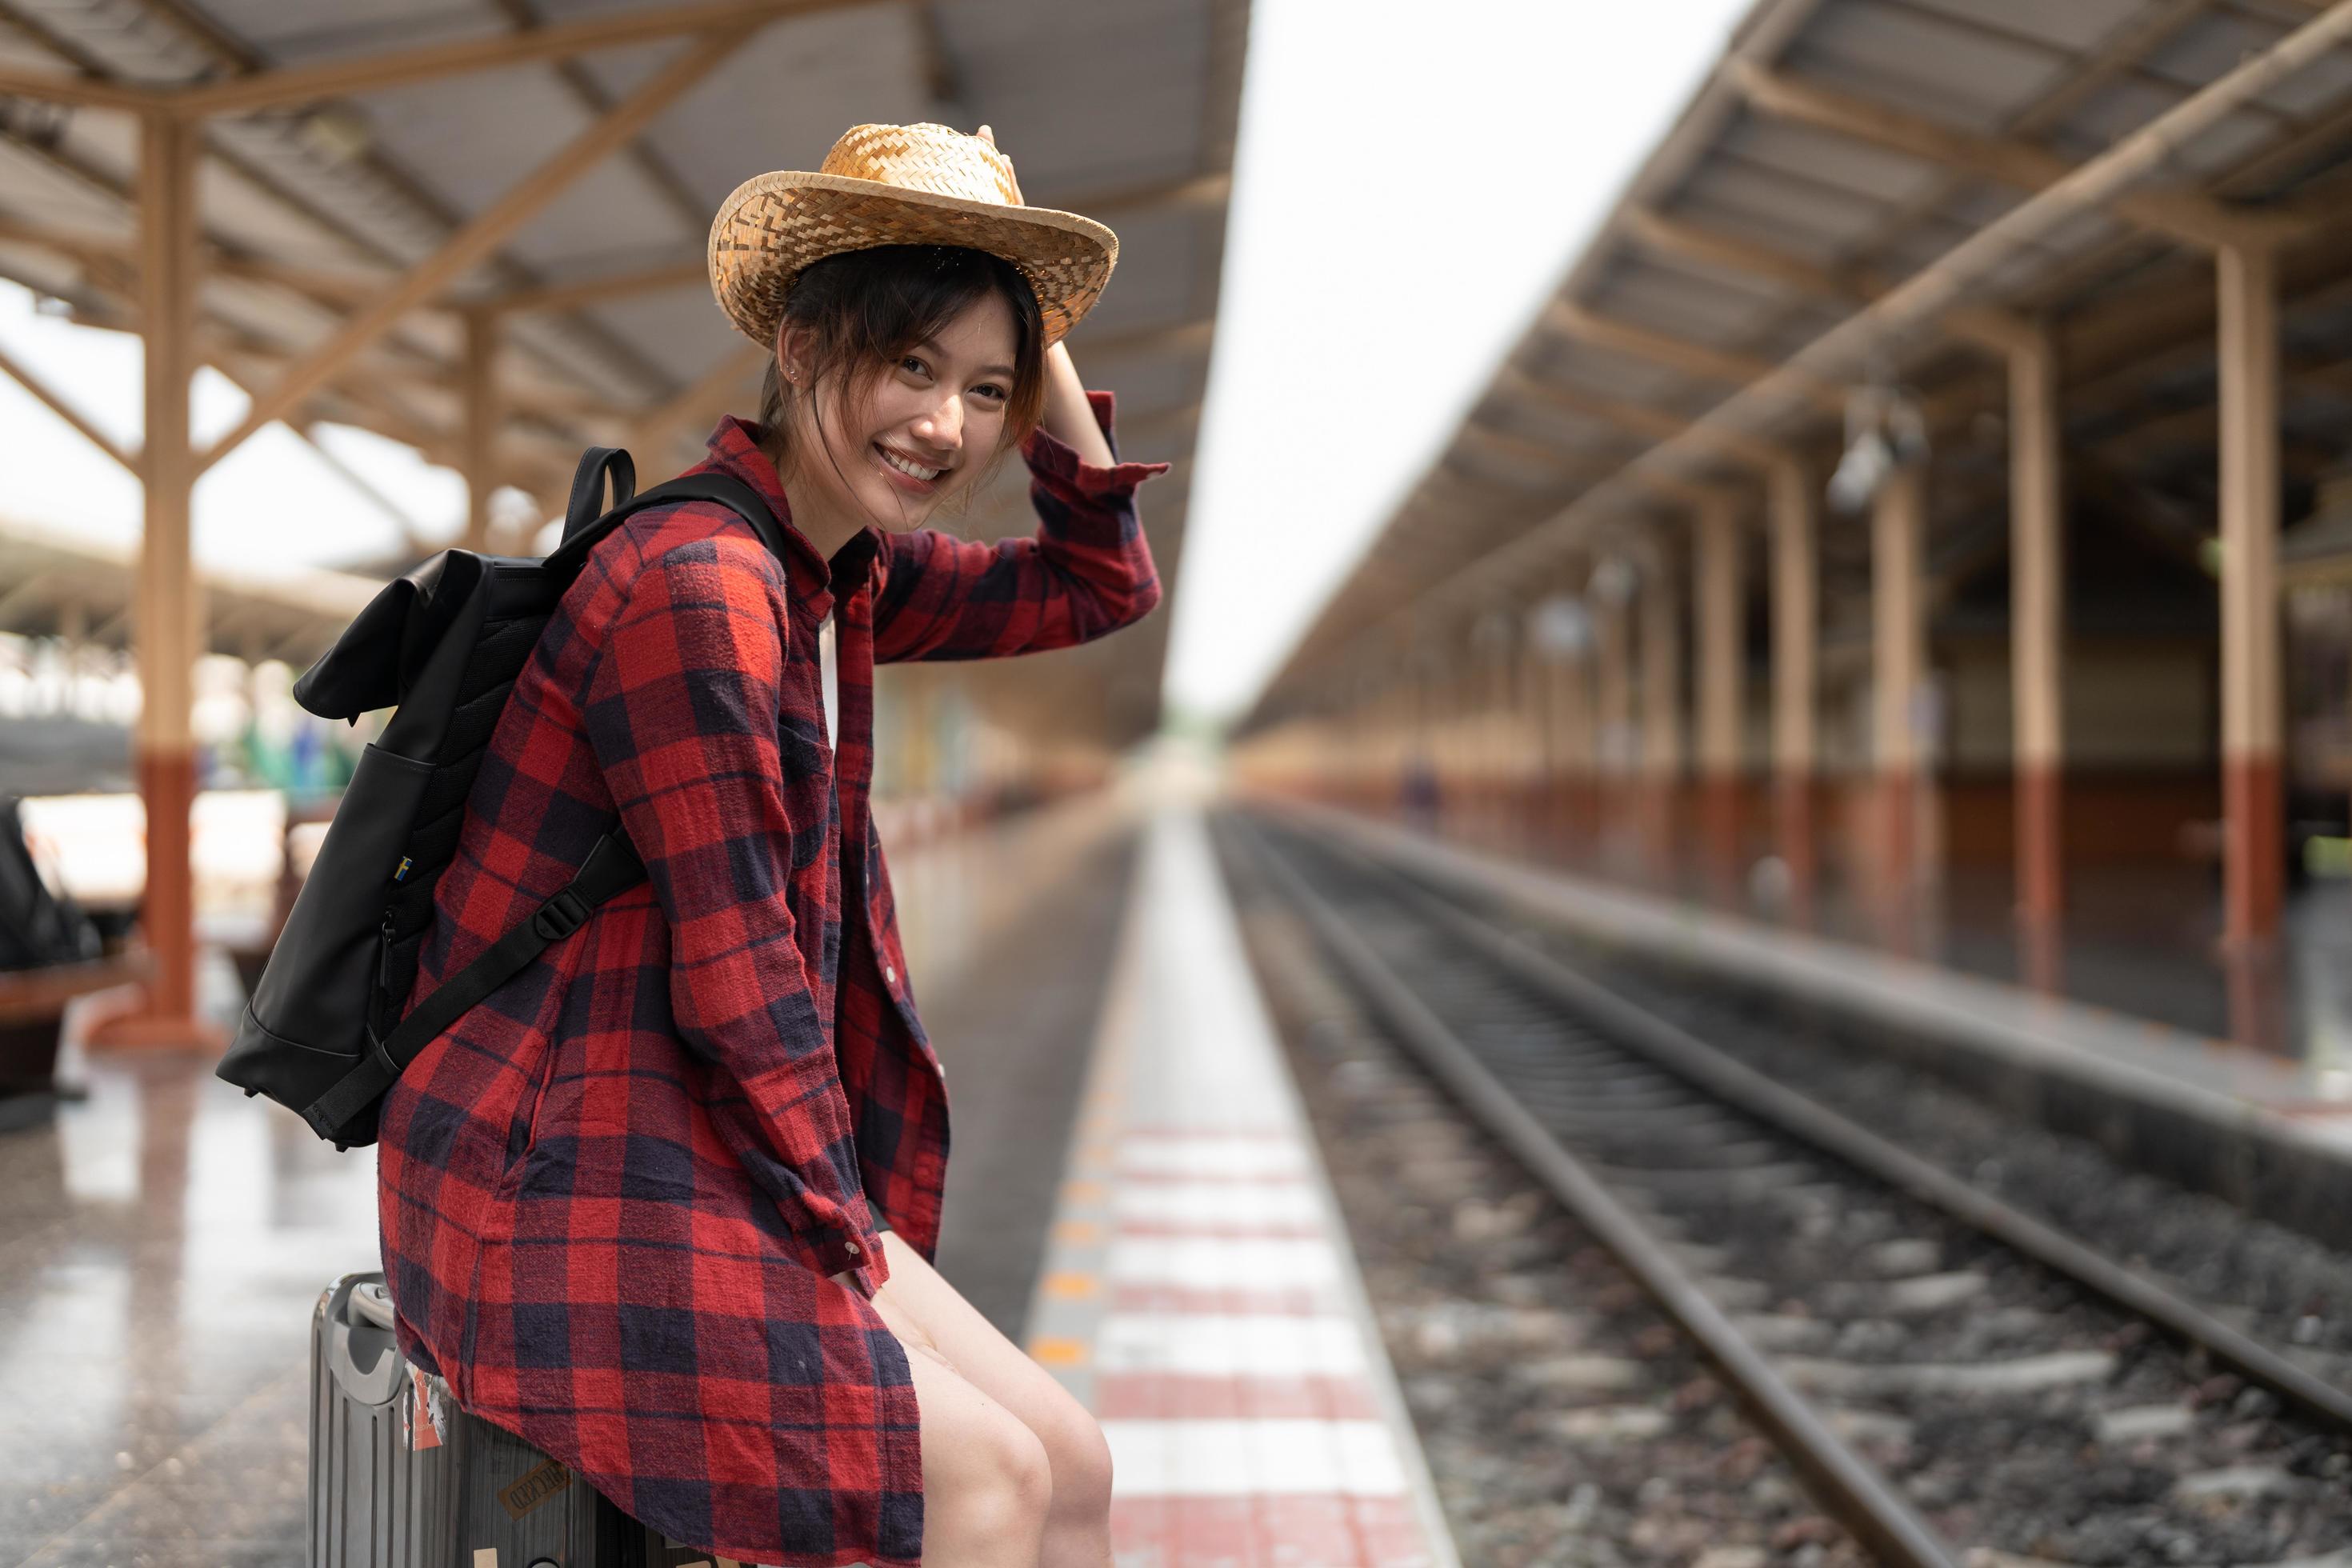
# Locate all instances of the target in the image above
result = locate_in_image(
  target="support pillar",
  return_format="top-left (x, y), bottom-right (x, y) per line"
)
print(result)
top-left (1695, 502), bottom-right (1744, 901)
top-left (1873, 463), bottom-right (1928, 910)
top-left (94, 111), bottom-right (214, 1049)
top-left (1770, 460), bottom-right (1818, 922)
top-left (1595, 594), bottom-right (1632, 871)
top-left (2218, 242), bottom-right (2283, 948)
top-left (461, 309), bottom-right (500, 552)
top-left (2010, 326), bottom-right (2066, 986)
top-left (1639, 550), bottom-right (1684, 886)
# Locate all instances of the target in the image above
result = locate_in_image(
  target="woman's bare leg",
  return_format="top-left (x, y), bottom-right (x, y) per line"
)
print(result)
top-left (872, 1231), bottom-right (1115, 1568)
top-left (893, 1325), bottom-right (1053, 1566)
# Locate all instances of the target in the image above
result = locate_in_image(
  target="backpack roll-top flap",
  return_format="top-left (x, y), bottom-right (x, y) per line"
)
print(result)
top-left (218, 741), bottom-right (436, 1095)
top-left (294, 552), bottom-right (486, 722)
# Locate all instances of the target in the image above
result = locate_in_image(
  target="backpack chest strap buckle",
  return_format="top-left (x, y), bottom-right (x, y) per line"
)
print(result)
top-left (531, 887), bottom-right (592, 942)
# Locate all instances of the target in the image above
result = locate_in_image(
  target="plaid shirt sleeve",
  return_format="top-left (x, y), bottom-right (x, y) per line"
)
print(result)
top-left (579, 529), bottom-right (878, 1283)
top-left (871, 389), bottom-right (1169, 662)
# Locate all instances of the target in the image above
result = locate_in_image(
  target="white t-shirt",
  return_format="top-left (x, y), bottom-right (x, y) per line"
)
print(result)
top-left (817, 612), bottom-right (839, 748)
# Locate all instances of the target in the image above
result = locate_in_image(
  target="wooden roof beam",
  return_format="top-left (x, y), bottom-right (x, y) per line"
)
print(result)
top-left (1496, 365), bottom-right (1790, 471)
top-left (0, 215), bottom-right (712, 323)
top-left (1078, 318), bottom-right (1217, 362)
top-left (197, 26), bottom-right (750, 477)
top-left (1726, 61), bottom-right (2303, 252)
top-left (486, 260), bottom-right (707, 317)
top-left (1545, 300), bottom-right (1843, 411)
top-left (0, 338), bottom-right (135, 473)
top-left (1620, 206), bottom-right (2042, 357)
top-left (166, 0), bottom-right (867, 119)
top-left (631, 342), bottom-right (768, 457)
top-left (0, 62), bottom-right (162, 111)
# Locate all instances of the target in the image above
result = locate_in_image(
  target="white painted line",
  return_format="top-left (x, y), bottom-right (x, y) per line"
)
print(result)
top-left (1106, 1234), bottom-right (1342, 1290)
top-left (1114, 1181), bottom-right (1326, 1226)
top-left (1103, 1418), bottom-right (1410, 1497)
top-left (1096, 1313), bottom-right (1369, 1376)
top-left (1118, 1134), bottom-right (1310, 1178)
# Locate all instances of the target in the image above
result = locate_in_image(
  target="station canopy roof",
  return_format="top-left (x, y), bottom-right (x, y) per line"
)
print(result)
top-left (0, 0), bottom-right (1243, 752)
top-left (1245, 0), bottom-right (2352, 732)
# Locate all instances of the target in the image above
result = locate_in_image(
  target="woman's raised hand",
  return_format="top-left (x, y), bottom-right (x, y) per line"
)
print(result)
top-left (974, 123), bottom-right (1025, 205)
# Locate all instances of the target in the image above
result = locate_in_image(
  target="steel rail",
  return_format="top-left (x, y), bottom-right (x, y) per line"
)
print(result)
top-left (1281, 810), bottom-right (2352, 1436)
top-left (1232, 814), bottom-right (1965, 1568)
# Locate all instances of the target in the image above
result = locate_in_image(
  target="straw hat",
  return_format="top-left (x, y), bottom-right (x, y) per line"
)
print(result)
top-left (709, 122), bottom-right (1119, 352)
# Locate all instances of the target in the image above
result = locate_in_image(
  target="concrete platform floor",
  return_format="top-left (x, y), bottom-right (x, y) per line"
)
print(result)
top-left (0, 790), bottom-right (1141, 1568)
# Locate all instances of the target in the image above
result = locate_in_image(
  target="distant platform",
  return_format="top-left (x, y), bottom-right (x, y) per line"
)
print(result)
top-left (1026, 803), bottom-right (1458, 1567)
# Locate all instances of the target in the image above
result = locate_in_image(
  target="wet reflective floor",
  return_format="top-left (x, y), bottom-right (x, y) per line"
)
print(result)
top-left (0, 790), bottom-right (1140, 1566)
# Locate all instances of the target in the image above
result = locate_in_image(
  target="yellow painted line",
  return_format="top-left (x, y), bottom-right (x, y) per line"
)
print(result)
top-left (1054, 1218), bottom-right (1102, 1245)
top-left (1061, 1179), bottom-right (1107, 1205)
top-left (1041, 1270), bottom-right (1100, 1300)
top-left (1028, 1335), bottom-right (1091, 1367)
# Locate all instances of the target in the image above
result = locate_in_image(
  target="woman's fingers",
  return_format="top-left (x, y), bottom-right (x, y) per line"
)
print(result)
top-left (973, 123), bottom-right (1023, 202)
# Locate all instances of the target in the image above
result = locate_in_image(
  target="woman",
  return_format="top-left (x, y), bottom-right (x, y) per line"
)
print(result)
top-left (375, 122), bottom-right (1167, 1568)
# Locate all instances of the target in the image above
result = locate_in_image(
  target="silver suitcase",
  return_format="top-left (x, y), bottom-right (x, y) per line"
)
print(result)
top-left (310, 1270), bottom-right (751, 1568)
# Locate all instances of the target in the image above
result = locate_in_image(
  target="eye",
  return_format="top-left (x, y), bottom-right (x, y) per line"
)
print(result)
top-left (970, 382), bottom-right (1008, 404)
top-left (899, 354), bottom-right (931, 378)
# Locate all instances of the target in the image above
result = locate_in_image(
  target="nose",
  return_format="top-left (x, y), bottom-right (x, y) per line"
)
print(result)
top-left (911, 391), bottom-right (963, 454)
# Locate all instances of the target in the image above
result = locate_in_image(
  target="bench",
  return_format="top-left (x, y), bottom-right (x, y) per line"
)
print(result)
top-left (0, 953), bottom-right (148, 1130)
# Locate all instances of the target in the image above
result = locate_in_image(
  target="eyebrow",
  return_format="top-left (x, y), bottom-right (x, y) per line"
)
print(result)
top-left (917, 335), bottom-right (1016, 381)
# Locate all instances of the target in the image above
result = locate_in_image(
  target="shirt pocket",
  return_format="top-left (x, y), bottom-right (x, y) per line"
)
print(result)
top-left (499, 1030), bottom-right (561, 1180)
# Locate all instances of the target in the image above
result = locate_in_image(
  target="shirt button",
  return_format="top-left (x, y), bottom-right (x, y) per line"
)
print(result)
top-left (843, 1241), bottom-right (860, 1255)
top-left (883, 963), bottom-right (896, 984)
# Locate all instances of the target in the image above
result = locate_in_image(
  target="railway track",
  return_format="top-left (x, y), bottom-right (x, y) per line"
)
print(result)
top-left (1230, 810), bottom-right (2352, 1568)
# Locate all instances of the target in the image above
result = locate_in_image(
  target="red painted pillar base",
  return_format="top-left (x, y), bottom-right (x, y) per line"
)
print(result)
top-left (86, 750), bottom-right (222, 1051)
top-left (1641, 785), bottom-right (1681, 891)
top-left (2222, 939), bottom-right (2286, 1053)
top-left (2223, 754), bottom-right (2283, 946)
top-left (1877, 770), bottom-right (1918, 953)
top-left (2015, 764), bottom-right (2064, 926)
top-left (1776, 772), bottom-right (1816, 928)
top-left (1702, 775), bottom-right (1742, 906)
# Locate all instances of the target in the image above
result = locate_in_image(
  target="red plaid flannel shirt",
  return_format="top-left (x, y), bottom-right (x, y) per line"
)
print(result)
top-left (375, 393), bottom-right (1164, 1566)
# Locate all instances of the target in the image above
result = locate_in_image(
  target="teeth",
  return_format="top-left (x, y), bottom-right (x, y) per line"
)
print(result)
top-left (877, 446), bottom-right (943, 482)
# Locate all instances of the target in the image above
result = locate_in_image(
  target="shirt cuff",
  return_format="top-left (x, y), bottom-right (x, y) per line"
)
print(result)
top-left (1022, 388), bottom-right (1172, 501)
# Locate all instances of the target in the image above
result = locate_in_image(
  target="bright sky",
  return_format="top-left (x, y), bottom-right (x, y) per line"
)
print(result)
top-left (0, 286), bottom-right (469, 571)
top-left (1162, 0), bottom-right (1754, 722)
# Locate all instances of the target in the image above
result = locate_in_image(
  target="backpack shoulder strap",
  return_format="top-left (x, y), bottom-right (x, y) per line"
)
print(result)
top-left (301, 830), bottom-right (645, 1145)
top-left (543, 471), bottom-right (792, 578)
top-left (562, 447), bottom-right (635, 542)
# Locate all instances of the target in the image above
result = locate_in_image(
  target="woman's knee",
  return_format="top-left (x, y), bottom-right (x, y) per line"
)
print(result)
top-left (1030, 1388), bottom-right (1114, 1520)
top-left (926, 1384), bottom-right (1054, 1539)
top-left (964, 1406), bottom-right (1055, 1533)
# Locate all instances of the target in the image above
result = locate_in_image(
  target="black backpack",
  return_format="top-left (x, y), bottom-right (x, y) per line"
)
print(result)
top-left (217, 449), bottom-right (788, 1150)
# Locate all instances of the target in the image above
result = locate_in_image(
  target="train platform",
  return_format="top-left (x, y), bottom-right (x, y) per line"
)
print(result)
top-left (0, 782), bottom-right (1457, 1566)
top-left (1024, 799), bottom-right (1456, 1567)
top-left (1289, 800), bottom-right (2352, 1252)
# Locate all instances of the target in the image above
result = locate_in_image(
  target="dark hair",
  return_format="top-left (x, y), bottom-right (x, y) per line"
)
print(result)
top-left (757, 243), bottom-right (1049, 515)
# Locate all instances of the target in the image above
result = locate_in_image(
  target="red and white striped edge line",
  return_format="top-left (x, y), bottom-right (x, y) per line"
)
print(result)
top-left (1025, 811), bottom-right (1460, 1566)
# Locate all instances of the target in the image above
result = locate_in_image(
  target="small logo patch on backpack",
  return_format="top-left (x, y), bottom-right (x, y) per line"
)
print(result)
top-left (392, 856), bottom-right (413, 883)
top-left (498, 1455), bottom-right (571, 1520)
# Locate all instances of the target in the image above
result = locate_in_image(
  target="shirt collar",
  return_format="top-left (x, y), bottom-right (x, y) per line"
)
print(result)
top-left (696, 415), bottom-right (881, 618)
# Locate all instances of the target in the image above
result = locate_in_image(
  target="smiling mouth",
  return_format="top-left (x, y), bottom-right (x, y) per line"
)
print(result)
top-left (874, 443), bottom-right (948, 486)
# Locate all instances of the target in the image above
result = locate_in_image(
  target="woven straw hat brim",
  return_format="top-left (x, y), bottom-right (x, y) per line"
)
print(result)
top-left (710, 170), bottom-right (1119, 350)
